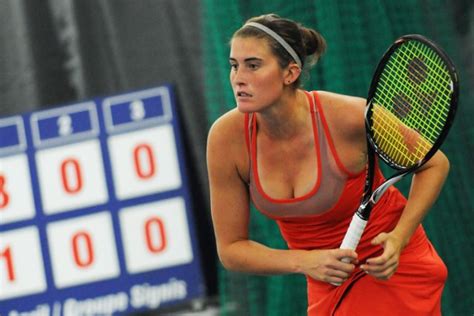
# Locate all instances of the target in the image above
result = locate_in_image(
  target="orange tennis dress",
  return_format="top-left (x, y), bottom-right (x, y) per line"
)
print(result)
top-left (244, 91), bottom-right (447, 315)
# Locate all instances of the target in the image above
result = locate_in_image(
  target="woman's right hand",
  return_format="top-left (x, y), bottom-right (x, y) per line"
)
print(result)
top-left (299, 249), bottom-right (358, 284)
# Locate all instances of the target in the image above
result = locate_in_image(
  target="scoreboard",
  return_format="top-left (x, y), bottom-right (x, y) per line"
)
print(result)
top-left (0, 86), bottom-right (205, 315)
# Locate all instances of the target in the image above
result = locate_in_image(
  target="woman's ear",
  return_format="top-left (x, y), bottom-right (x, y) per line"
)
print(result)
top-left (284, 63), bottom-right (302, 85)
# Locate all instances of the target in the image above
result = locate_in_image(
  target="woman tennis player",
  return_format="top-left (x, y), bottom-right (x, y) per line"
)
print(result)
top-left (207, 13), bottom-right (448, 315)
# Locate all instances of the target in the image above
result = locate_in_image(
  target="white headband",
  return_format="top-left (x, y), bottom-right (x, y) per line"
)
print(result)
top-left (245, 22), bottom-right (302, 69)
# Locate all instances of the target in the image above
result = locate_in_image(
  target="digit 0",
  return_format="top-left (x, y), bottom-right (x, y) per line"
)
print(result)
top-left (0, 175), bottom-right (10, 208)
top-left (133, 144), bottom-right (156, 179)
top-left (72, 231), bottom-right (94, 268)
top-left (144, 217), bottom-right (167, 253)
top-left (0, 246), bottom-right (15, 281)
top-left (61, 158), bottom-right (83, 194)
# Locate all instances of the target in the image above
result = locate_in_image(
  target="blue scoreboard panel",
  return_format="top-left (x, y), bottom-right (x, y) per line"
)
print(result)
top-left (0, 85), bottom-right (205, 315)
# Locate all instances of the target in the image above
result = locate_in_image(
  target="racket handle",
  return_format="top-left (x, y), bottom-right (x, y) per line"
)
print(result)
top-left (331, 214), bottom-right (368, 286)
top-left (340, 213), bottom-right (368, 251)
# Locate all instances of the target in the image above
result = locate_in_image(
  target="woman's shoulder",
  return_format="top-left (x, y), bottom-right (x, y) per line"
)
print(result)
top-left (207, 108), bottom-right (250, 182)
top-left (207, 108), bottom-right (248, 154)
top-left (208, 108), bottom-right (246, 139)
top-left (315, 90), bottom-right (366, 110)
top-left (315, 90), bottom-right (365, 118)
top-left (314, 90), bottom-right (367, 137)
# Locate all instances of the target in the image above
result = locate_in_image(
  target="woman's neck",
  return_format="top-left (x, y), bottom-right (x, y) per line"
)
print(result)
top-left (257, 89), bottom-right (310, 140)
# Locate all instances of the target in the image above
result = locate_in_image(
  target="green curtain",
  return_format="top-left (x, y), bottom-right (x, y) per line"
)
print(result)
top-left (203, 1), bottom-right (474, 315)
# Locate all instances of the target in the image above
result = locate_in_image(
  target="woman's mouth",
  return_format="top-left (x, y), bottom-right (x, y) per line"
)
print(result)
top-left (237, 91), bottom-right (252, 97)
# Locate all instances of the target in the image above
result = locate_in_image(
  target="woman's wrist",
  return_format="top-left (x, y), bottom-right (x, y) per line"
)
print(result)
top-left (389, 227), bottom-right (414, 249)
top-left (290, 249), bottom-right (310, 275)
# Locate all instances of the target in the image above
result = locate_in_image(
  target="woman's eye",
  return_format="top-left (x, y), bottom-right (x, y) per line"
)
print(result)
top-left (248, 63), bottom-right (259, 70)
top-left (230, 64), bottom-right (238, 70)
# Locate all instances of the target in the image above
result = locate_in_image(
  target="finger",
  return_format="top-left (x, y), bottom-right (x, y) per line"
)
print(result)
top-left (366, 247), bottom-right (395, 265)
top-left (330, 261), bottom-right (356, 274)
top-left (362, 255), bottom-right (395, 271)
top-left (328, 268), bottom-right (352, 279)
top-left (371, 232), bottom-right (389, 246)
top-left (366, 254), bottom-right (390, 265)
top-left (335, 249), bottom-right (358, 261)
top-left (362, 258), bottom-right (398, 274)
top-left (326, 270), bottom-right (351, 284)
top-left (327, 275), bottom-right (346, 285)
top-left (365, 253), bottom-right (390, 265)
top-left (368, 263), bottom-right (398, 280)
top-left (362, 262), bottom-right (390, 274)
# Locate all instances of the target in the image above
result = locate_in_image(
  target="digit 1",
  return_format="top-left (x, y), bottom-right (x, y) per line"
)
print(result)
top-left (0, 246), bottom-right (15, 281)
top-left (61, 158), bottom-right (83, 194)
top-left (0, 174), bottom-right (10, 208)
top-left (144, 217), bottom-right (167, 253)
top-left (72, 231), bottom-right (94, 268)
top-left (133, 144), bottom-right (156, 179)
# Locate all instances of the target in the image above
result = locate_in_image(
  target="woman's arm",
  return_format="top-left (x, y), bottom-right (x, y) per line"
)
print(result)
top-left (361, 150), bottom-right (450, 279)
top-left (317, 91), bottom-right (450, 280)
top-left (207, 112), bottom-right (298, 274)
top-left (392, 150), bottom-right (450, 247)
top-left (206, 111), bottom-right (357, 284)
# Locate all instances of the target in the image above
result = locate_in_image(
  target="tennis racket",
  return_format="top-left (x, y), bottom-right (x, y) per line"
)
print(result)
top-left (337, 34), bottom-right (459, 273)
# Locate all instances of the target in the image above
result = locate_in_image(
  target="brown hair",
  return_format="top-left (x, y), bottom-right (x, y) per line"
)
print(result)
top-left (233, 14), bottom-right (326, 86)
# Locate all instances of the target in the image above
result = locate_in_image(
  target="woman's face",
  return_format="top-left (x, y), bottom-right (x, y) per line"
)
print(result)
top-left (229, 36), bottom-right (287, 113)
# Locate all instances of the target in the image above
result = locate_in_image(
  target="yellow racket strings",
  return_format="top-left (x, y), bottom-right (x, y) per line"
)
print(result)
top-left (370, 40), bottom-right (452, 167)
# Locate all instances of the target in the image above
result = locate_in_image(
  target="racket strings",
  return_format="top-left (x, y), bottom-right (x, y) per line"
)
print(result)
top-left (373, 81), bottom-right (434, 166)
top-left (377, 72), bottom-right (444, 139)
top-left (371, 105), bottom-right (431, 166)
top-left (396, 43), bottom-right (452, 115)
top-left (378, 71), bottom-right (445, 142)
top-left (387, 50), bottom-right (451, 131)
top-left (370, 40), bottom-right (453, 168)
top-left (394, 46), bottom-right (452, 122)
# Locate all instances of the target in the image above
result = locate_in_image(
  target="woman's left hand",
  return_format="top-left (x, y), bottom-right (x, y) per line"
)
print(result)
top-left (360, 232), bottom-right (405, 280)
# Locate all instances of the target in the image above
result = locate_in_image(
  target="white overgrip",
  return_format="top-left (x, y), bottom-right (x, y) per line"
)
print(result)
top-left (340, 213), bottom-right (368, 251)
top-left (331, 214), bottom-right (368, 286)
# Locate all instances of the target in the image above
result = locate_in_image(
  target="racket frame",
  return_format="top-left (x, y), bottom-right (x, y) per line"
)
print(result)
top-left (360, 34), bottom-right (459, 214)
top-left (335, 34), bottom-right (459, 277)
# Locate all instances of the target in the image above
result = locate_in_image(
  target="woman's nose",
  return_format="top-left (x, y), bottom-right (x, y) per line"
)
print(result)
top-left (232, 69), bottom-right (246, 86)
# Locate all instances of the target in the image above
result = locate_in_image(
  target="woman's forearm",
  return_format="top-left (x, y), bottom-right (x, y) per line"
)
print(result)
top-left (391, 151), bottom-right (450, 247)
top-left (218, 239), bottom-right (305, 275)
top-left (218, 239), bottom-right (358, 284)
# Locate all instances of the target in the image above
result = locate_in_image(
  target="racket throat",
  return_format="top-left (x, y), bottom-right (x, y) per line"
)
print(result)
top-left (370, 173), bottom-right (405, 204)
top-left (356, 200), bottom-right (372, 220)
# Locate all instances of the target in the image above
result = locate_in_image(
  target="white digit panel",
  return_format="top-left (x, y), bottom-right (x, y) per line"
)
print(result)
top-left (35, 139), bottom-right (108, 215)
top-left (0, 154), bottom-right (35, 224)
top-left (0, 227), bottom-right (47, 300)
top-left (119, 197), bottom-right (193, 274)
top-left (108, 124), bottom-right (182, 200)
top-left (46, 212), bottom-right (120, 289)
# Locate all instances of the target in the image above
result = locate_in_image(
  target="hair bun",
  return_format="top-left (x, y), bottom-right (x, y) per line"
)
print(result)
top-left (301, 27), bottom-right (327, 65)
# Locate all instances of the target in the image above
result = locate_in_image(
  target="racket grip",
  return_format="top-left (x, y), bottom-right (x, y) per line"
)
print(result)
top-left (330, 214), bottom-right (368, 286)
top-left (340, 213), bottom-right (368, 251)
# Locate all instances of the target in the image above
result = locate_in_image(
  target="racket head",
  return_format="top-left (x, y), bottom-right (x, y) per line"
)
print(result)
top-left (365, 34), bottom-right (459, 171)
